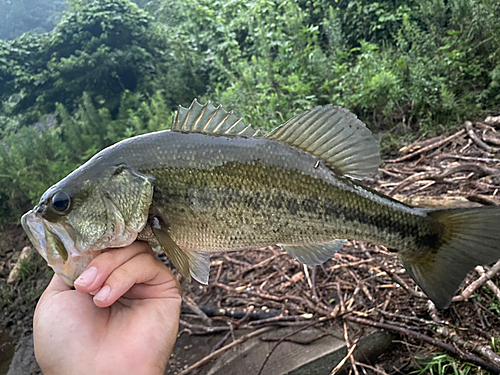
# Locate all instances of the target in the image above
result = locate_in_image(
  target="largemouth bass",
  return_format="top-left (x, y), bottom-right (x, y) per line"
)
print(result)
top-left (22, 100), bottom-right (500, 308)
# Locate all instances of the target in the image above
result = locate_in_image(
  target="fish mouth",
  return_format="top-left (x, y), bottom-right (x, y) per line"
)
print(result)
top-left (21, 210), bottom-right (86, 286)
top-left (21, 210), bottom-right (49, 262)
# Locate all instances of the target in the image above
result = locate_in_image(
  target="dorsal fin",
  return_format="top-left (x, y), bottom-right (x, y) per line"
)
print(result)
top-left (172, 99), bottom-right (262, 138)
top-left (266, 105), bottom-right (381, 179)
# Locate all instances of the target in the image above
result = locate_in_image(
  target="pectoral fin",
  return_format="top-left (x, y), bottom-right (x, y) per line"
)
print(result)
top-left (151, 222), bottom-right (211, 284)
top-left (279, 239), bottom-right (346, 265)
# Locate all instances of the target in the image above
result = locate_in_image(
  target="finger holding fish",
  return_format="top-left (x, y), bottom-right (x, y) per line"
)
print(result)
top-left (73, 241), bottom-right (171, 308)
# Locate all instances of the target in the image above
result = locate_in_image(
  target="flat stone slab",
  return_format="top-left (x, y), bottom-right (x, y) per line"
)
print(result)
top-left (203, 325), bottom-right (394, 375)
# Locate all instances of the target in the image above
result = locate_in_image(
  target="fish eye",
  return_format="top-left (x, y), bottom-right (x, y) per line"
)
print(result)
top-left (51, 191), bottom-right (71, 214)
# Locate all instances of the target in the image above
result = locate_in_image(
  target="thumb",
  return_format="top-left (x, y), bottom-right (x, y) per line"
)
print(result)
top-left (39, 274), bottom-right (72, 303)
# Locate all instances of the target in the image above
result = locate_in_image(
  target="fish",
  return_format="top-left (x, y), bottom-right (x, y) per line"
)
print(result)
top-left (22, 99), bottom-right (500, 309)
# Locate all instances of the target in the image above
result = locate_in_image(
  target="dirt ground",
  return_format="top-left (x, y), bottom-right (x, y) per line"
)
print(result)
top-left (2, 116), bottom-right (500, 374)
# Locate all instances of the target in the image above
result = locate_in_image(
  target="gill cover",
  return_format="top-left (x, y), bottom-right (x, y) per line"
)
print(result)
top-left (22, 165), bottom-right (154, 286)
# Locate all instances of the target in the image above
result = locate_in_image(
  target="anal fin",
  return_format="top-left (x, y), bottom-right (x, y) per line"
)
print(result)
top-left (279, 239), bottom-right (346, 265)
top-left (152, 222), bottom-right (211, 284)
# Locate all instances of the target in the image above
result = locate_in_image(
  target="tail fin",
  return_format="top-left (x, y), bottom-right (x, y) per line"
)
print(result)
top-left (399, 207), bottom-right (500, 309)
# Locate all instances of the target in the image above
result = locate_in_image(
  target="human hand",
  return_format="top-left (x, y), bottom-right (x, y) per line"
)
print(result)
top-left (33, 241), bottom-right (182, 375)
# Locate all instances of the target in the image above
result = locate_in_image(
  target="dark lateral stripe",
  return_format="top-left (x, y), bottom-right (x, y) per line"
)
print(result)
top-left (148, 165), bottom-right (441, 250)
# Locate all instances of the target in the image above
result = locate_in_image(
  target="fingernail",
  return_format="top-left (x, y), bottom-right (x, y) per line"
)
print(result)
top-left (89, 288), bottom-right (101, 296)
top-left (94, 285), bottom-right (111, 302)
top-left (74, 267), bottom-right (97, 287)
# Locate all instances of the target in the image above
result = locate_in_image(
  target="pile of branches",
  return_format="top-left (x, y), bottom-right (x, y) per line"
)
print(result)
top-left (163, 115), bottom-right (500, 375)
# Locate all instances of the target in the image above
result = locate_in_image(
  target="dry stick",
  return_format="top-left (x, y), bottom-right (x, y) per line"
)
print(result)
top-left (183, 295), bottom-right (213, 326)
top-left (467, 194), bottom-right (500, 206)
top-left (311, 266), bottom-right (319, 301)
top-left (247, 315), bottom-right (313, 326)
top-left (343, 320), bottom-right (360, 375)
top-left (177, 326), bottom-right (275, 375)
top-left (483, 133), bottom-right (500, 146)
top-left (213, 282), bottom-right (333, 316)
top-left (336, 283), bottom-right (360, 375)
top-left (354, 361), bottom-right (390, 375)
top-left (452, 260), bottom-right (500, 302)
top-left (399, 135), bottom-right (444, 155)
top-left (386, 129), bottom-right (465, 163)
top-left (211, 330), bottom-right (232, 353)
top-left (303, 264), bottom-right (312, 289)
top-left (438, 153), bottom-right (500, 163)
top-left (223, 254), bottom-right (252, 267)
top-left (428, 303), bottom-right (500, 369)
top-left (179, 319), bottom-right (229, 334)
top-left (261, 332), bottom-right (330, 344)
top-left (346, 315), bottom-right (500, 374)
top-left (388, 164), bottom-right (491, 195)
top-left (329, 259), bottom-right (373, 272)
top-left (475, 265), bottom-right (500, 301)
top-left (330, 342), bottom-right (358, 375)
top-left (235, 253), bottom-right (286, 277)
top-left (375, 308), bottom-right (452, 328)
top-left (466, 121), bottom-right (500, 153)
top-left (379, 266), bottom-right (427, 299)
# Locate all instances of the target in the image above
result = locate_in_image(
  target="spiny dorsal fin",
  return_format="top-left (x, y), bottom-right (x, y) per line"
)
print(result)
top-left (266, 105), bottom-right (381, 179)
top-left (172, 99), bottom-right (261, 138)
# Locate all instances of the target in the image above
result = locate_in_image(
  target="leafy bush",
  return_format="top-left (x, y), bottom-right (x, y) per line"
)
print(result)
top-left (2, 0), bottom-right (500, 225)
top-left (0, 0), bottom-right (196, 119)
top-left (0, 91), bottom-right (173, 224)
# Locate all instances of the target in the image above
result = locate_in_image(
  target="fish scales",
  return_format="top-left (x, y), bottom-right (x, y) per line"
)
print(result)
top-left (141, 146), bottom-right (437, 255)
top-left (22, 100), bottom-right (500, 309)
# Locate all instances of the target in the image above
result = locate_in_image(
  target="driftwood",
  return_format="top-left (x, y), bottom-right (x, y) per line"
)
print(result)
top-left (465, 121), bottom-right (500, 153)
top-left (386, 129), bottom-right (465, 163)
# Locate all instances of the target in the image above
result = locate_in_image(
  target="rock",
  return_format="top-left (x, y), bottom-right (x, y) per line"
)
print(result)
top-left (7, 247), bottom-right (33, 284)
top-left (204, 325), bottom-right (394, 375)
top-left (6, 332), bottom-right (42, 375)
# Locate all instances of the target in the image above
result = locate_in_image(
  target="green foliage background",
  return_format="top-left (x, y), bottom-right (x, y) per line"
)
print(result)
top-left (0, 0), bottom-right (500, 225)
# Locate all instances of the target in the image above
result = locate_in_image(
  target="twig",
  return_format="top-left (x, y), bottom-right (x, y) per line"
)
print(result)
top-left (343, 319), bottom-right (360, 375)
top-left (452, 260), bottom-right (500, 302)
top-left (311, 266), bottom-right (319, 301)
top-left (213, 282), bottom-right (333, 316)
top-left (303, 265), bottom-right (314, 294)
top-left (428, 302), bottom-right (500, 369)
top-left (212, 330), bottom-right (232, 352)
top-left (467, 194), bottom-right (500, 206)
top-left (183, 295), bottom-right (213, 326)
top-left (330, 341), bottom-right (358, 374)
top-left (179, 319), bottom-right (229, 334)
top-left (466, 121), bottom-right (500, 153)
top-left (386, 129), bottom-right (465, 163)
top-left (438, 154), bottom-right (500, 163)
top-left (261, 332), bottom-right (330, 344)
top-left (177, 326), bottom-right (274, 375)
top-left (379, 266), bottom-right (427, 299)
top-left (388, 164), bottom-right (491, 195)
top-left (247, 315), bottom-right (312, 326)
top-left (354, 361), bottom-right (390, 375)
top-left (234, 253), bottom-right (286, 277)
top-left (257, 316), bottom-right (333, 375)
top-left (476, 265), bottom-right (500, 301)
top-left (346, 315), bottom-right (500, 374)
top-left (483, 133), bottom-right (500, 146)
top-left (183, 305), bottom-right (282, 321)
top-left (223, 254), bottom-right (252, 267)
